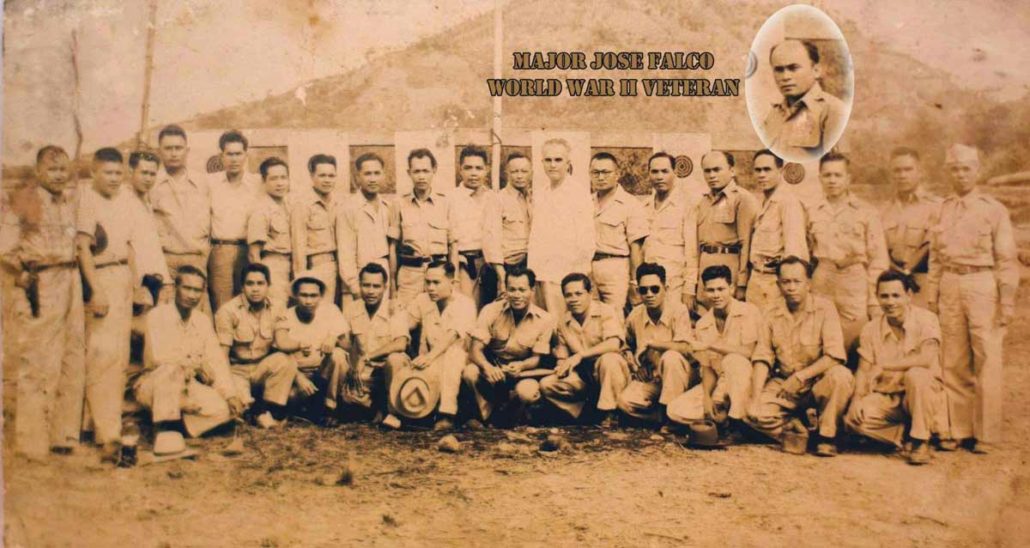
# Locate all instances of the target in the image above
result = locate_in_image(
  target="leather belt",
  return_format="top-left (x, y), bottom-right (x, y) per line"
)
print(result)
top-left (399, 254), bottom-right (446, 268)
top-left (25, 260), bottom-right (77, 273)
top-left (460, 250), bottom-right (484, 259)
top-left (96, 258), bottom-right (129, 269)
top-left (592, 252), bottom-right (629, 261)
top-left (212, 238), bottom-right (246, 246)
top-left (944, 264), bottom-right (992, 276)
top-left (230, 356), bottom-right (265, 366)
top-left (700, 244), bottom-right (741, 255)
top-left (307, 251), bottom-right (337, 267)
top-left (261, 250), bottom-right (292, 258)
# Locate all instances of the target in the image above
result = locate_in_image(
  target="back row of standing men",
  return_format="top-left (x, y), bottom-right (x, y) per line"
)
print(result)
top-left (1, 124), bottom-right (1017, 463)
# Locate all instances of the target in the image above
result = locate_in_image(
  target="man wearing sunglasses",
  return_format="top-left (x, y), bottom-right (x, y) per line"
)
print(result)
top-left (616, 263), bottom-right (696, 427)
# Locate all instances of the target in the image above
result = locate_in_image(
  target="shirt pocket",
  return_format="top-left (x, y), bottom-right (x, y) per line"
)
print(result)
top-left (902, 225), bottom-right (926, 249)
top-left (426, 213), bottom-right (449, 248)
top-left (712, 204), bottom-right (736, 225)
top-left (797, 328), bottom-right (822, 366)
top-left (973, 222), bottom-right (993, 255)
top-left (270, 212), bottom-right (290, 235)
top-left (597, 213), bottom-right (625, 248)
top-left (258, 314), bottom-right (275, 340)
top-left (307, 210), bottom-right (330, 231)
top-left (235, 322), bottom-right (256, 343)
top-left (654, 214), bottom-right (682, 244)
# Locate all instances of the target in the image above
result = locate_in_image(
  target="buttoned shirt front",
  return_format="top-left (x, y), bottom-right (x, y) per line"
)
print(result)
top-left (880, 190), bottom-right (940, 273)
top-left (528, 177), bottom-right (595, 282)
top-left (275, 304), bottom-right (350, 368)
top-left (471, 300), bottom-right (555, 362)
top-left (752, 294), bottom-right (846, 378)
top-left (127, 191), bottom-right (172, 284)
top-left (345, 299), bottom-right (405, 358)
top-left (750, 185), bottom-right (809, 267)
top-left (399, 292), bottom-right (477, 355)
top-left (143, 303), bottom-right (237, 400)
top-left (151, 170), bottom-right (211, 254)
top-left (484, 185), bottom-right (532, 265)
top-left (693, 298), bottom-right (763, 370)
top-left (857, 306), bottom-right (941, 394)
top-left (555, 300), bottom-right (624, 356)
top-left (248, 194), bottom-right (292, 254)
top-left (450, 185), bottom-right (496, 253)
top-left (807, 194), bottom-right (889, 302)
top-left (215, 294), bottom-right (281, 363)
top-left (593, 185), bottom-right (650, 256)
top-left (209, 172), bottom-right (262, 240)
top-left (695, 181), bottom-right (759, 285)
top-left (624, 302), bottom-right (692, 362)
top-left (397, 192), bottom-right (453, 258)
top-left (761, 82), bottom-right (847, 160)
top-left (291, 193), bottom-right (337, 272)
top-left (337, 193), bottom-right (399, 287)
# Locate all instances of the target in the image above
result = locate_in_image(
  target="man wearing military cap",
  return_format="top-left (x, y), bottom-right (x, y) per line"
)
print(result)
top-left (926, 144), bottom-right (1018, 453)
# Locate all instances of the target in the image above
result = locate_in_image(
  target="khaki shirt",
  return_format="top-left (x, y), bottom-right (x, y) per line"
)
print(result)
top-left (556, 300), bottom-right (624, 357)
top-left (215, 294), bottom-right (281, 363)
top-left (336, 193), bottom-right (398, 289)
top-left (750, 185), bottom-right (809, 269)
top-left (471, 300), bottom-right (555, 362)
top-left (880, 190), bottom-right (941, 273)
top-left (484, 185), bottom-right (531, 265)
top-left (247, 194), bottom-right (292, 255)
top-left (127, 191), bottom-right (172, 284)
top-left (858, 306), bottom-right (941, 394)
top-left (397, 192), bottom-right (454, 258)
top-left (451, 185), bottom-right (496, 253)
top-left (752, 294), bottom-right (846, 378)
top-left (807, 195), bottom-right (889, 304)
top-left (345, 299), bottom-right (406, 359)
top-left (290, 193), bottom-right (337, 273)
top-left (695, 181), bottom-right (759, 287)
top-left (927, 189), bottom-right (1019, 309)
top-left (761, 82), bottom-right (847, 160)
top-left (594, 185), bottom-right (650, 256)
top-left (209, 173), bottom-right (262, 240)
top-left (624, 302), bottom-right (692, 362)
top-left (693, 298), bottom-right (763, 370)
top-left (143, 303), bottom-right (239, 400)
top-left (399, 292), bottom-right (477, 355)
top-left (151, 170), bottom-right (211, 254)
top-left (643, 189), bottom-right (699, 293)
top-left (78, 185), bottom-right (167, 282)
top-left (275, 304), bottom-right (350, 368)
top-left (0, 186), bottom-right (78, 268)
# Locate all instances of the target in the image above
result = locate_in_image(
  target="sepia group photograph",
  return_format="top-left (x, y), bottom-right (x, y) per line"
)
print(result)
top-left (2, 0), bottom-right (1029, 545)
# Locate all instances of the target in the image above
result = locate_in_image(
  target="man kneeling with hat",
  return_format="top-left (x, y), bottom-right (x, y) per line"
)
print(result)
top-left (273, 271), bottom-right (350, 423)
top-left (135, 266), bottom-right (248, 457)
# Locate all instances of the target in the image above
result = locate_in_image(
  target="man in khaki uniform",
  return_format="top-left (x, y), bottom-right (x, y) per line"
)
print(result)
top-left (337, 153), bottom-right (398, 313)
top-left (880, 147), bottom-right (940, 308)
top-left (76, 148), bottom-right (168, 461)
top-left (616, 263), bottom-right (695, 425)
top-left (451, 146), bottom-right (498, 307)
top-left (846, 270), bottom-right (947, 465)
top-left (151, 125), bottom-right (212, 314)
top-left (214, 263), bottom-right (298, 429)
top-left (746, 257), bottom-right (854, 457)
top-left (667, 265), bottom-right (763, 444)
top-left (0, 145), bottom-right (86, 459)
top-left (126, 151), bottom-right (173, 309)
top-left (291, 154), bottom-right (340, 305)
top-left (807, 152), bottom-right (888, 349)
top-left (384, 260), bottom-right (477, 430)
top-left (642, 152), bottom-right (698, 308)
top-left (590, 152), bottom-right (650, 314)
top-left (247, 157), bottom-right (293, 310)
top-left (463, 266), bottom-right (555, 426)
top-left (208, 130), bottom-right (262, 311)
top-left (694, 151), bottom-right (759, 308)
top-left (539, 273), bottom-right (629, 426)
top-left (483, 152), bottom-right (533, 292)
top-left (394, 149), bottom-right (458, 307)
top-left (926, 144), bottom-right (1018, 453)
top-left (747, 149), bottom-right (808, 310)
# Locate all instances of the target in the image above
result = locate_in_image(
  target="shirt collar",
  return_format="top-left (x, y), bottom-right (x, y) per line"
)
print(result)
top-left (37, 186), bottom-right (68, 204)
top-left (698, 299), bottom-right (745, 328)
top-left (773, 81), bottom-right (829, 116)
top-left (566, 301), bottom-right (603, 326)
top-left (499, 300), bottom-right (544, 320)
top-left (706, 180), bottom-right (738, 202)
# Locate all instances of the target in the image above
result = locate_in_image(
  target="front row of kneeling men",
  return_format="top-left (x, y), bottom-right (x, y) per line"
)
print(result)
top-left (143, 255), bottom-right (945, 464)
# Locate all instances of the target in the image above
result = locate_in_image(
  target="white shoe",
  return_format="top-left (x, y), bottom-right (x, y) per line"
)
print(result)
top-left (256, 411), bottom-right (282, 429)
top-left (382, 414), bottom-right (402, 430)
top-left (153, 431), bottom-right (186, 456)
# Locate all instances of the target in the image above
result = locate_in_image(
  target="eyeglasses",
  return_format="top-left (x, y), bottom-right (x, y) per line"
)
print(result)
top-left (590, 170), bottom-right (615, 177)
top-left (636, 285), bottom-right (662, 295)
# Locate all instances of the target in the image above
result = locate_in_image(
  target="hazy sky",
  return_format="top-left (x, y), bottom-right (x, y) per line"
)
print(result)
top-left (2, 0), bottom-right (1026, 165)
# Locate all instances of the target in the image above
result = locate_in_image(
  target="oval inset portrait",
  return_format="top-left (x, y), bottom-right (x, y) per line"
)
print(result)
top-left (745, 5), bottom-right (853, 163)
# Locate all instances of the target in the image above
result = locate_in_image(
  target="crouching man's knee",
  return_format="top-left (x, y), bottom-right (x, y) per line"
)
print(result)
top-left (515, 379), bottom-right (541, 404)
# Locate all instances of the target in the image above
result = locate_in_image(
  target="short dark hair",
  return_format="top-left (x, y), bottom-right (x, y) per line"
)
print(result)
top-left (635, 262), bottom-right (667, 285)
top-left (308, 154), bottom-right (337, 174)
top-left (753, 149), bottom-right (784, 168)
top-left (158, 124), bottom-right (187, 144)
top-left (459, 146), bottom-right (489, 166)
top-left (292, 277), bottom-right (325, 296)
top-left (128, 150), bottom-right (161, 169)
top-left (701, 265), bottom-right (733, 286)
top-left (876, 269), bottom-right (919, 293)
top-left (259, 157), bottom-right (289, 180)
top-left (426, 258), bottom-right (456, 278)
top-left (243, 262), bottom-right (271, 283)
top-left (590, 151), bottom-right (619, 166)
top-left (702, 150), bottom-right (735, 168)
top-left (560, 272), bottom-right (592, 294)
top-left (175, 264), bottom-right (207, 287)
top-left (359, 262), bottom-right (389, 284)
top-left (36, 145), bottom-right (69, 166)
top-left (408, 148), bottom-right (437, 169)
top-left (771, 39), bottom-right (820, 65)
top-left (93, 147), bottom-right (124, 165)
top-left (648, 152), bottom-right (676, 171)
top-left (890, 147), bottom-right (921, 162)
top-left (218, 130), bottom-right (249, 151)
top-left (355, 152), bottom-right (385, 172)
top-left (820, 151), bottom-right (850, 170)
top-left (776, 255), bottom-right (813, 278)
top-left (505, 265), bottom-right (536, 288)
top-left (505, 152), bottom-right (530, 166)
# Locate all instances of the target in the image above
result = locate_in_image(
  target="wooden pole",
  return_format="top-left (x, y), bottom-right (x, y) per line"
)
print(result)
top-left (491, 0), bottom-right (503, 188)
top-left (138, 0), bottom-right (158, 148)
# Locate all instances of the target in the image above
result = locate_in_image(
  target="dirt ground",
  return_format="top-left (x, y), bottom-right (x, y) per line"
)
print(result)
top-left (4, 278), bottom-right (1030, 547)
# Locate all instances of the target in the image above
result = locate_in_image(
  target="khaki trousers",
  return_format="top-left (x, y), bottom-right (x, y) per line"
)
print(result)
top-left (745, 270), bottom-right (781, 311)
top-left (617, 351), bottom-right (695, 421)
top-left (845, 368), bottom-right (947, 447)
top-left (289, 348), bottom-right (347, 409)
top-left (230, 352), bottom-right (298, 407)
top-left (667, 353), bottom-right (753, 425)
top-left (395, 264), bottom-right (428, 309)
top-left (208, 242), bottom-right (248, 313)
top-left (385, 346), bottom-right (467, 416)
top-left (12, 266), bottom-right (86, 457)
top-left (259, 252), bottom-right (292, 311)
top-left (462, 363), bottom-right (543, 422)
top-left (306, 256), bottom-right (338, 307)
top-left (591, 257), bottom-right (630, 315)
top-left (939, 270), bottom-right (1004, 442)
top-left (539, 352), bottom-right (629, 419)
top-left (812, 262), bottom-right (868, 349)
top-left (84, 264), bottom-right (134, 445)
top-left (337, 351), bottom-right (386, 409)
top-left (746, 364), bottom-right (855, 439)
top-left (536, 281), bottom-right (568, 317)
top-left (134, 363), bottom-right (231, 437)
